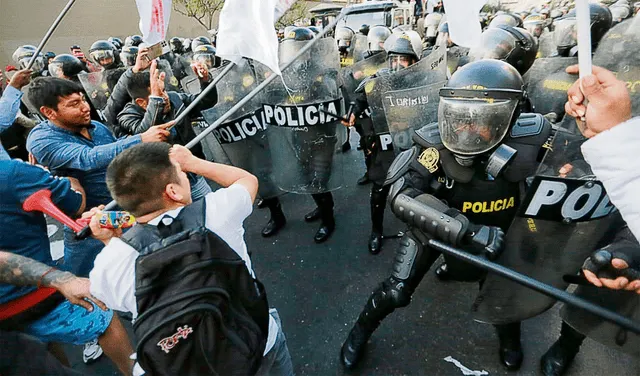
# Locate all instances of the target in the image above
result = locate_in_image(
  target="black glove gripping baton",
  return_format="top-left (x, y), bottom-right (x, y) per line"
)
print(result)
top-left (428, 239), bottom-right (640, 335)
top-left (76, 8), bottom-right (354, 240)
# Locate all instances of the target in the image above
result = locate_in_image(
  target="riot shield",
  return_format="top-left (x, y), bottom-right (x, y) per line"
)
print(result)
top-left (352, 34), bottom-right (369, 64)
top-left (523, 57), bottom-right (578, 120)
top-left (366, 44), bottom-right (447, 142)
top-left (537, 32), bottom-right (556, 58)
top-left (262, 37), bottom-right (344, 194)
top-left (180, 74), bottom-right (202, 95)
top-left (341, 51), bottom-right (388, 100)
top-left (200, 59), bottom-right (282, 199)
top-left (473, 123), bottom-right (624, 325)
top-left (78, 72), bottom-right (111, 111)
top-left (561, 286), bottom-right (640, 357)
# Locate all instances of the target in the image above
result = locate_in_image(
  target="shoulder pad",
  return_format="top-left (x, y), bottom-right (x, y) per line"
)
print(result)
top-left (384, 146), bottom-right (418, 186)
top-left (412, 122), bottom-right (443, 149)
top-left (510, 113), bottom-right (546, 138)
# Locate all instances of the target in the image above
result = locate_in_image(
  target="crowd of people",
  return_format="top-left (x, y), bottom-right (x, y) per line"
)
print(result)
top-left (1, 0), bottom-right (640, 375)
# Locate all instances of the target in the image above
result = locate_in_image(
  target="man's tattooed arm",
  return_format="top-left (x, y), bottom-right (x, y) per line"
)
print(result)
top-left (0, 251), bottom-right (74, 288)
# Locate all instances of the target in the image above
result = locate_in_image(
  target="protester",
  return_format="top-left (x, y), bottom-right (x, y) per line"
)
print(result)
top-left (89, 143), bottom-right (293, 375)
top-left (0, 68), bottom-right (32, 160)
top-left (25, 77), bottom-right (169, 364)
top-left (116, 60), bottom-right (215, 199)
top-left (0, 156), bottom-right (134, 375)
top-left (0, 251), bottom-right (96, 376)
top-left (564, 64), bottom-right (640, 294)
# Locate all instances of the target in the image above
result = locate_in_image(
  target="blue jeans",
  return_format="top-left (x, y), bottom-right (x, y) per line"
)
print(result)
top-left (256, 309), bottom-right (294, 376)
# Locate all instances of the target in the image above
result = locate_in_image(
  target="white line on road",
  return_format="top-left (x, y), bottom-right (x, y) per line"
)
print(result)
top-left (444, 356), bottom-right (489, 376)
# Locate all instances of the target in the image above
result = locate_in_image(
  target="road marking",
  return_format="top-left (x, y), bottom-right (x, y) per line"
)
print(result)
top-left (444, 356), bottom-right (489, 376)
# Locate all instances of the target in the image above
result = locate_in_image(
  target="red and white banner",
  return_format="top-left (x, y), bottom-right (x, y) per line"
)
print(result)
top-left (136, 0), bottom-right (172, 45)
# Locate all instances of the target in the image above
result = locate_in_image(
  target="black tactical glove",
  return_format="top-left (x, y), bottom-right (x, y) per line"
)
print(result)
top-left (582, 245), bottom-right (640, 282)
top-left (466, 225), bottom-right (505, 260)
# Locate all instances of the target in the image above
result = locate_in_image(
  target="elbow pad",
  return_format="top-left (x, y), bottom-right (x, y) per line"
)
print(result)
top-left (392, 193), bottom-right (470, 246)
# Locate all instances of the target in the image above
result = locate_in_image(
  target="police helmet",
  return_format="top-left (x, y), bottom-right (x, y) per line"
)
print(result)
top-left (193, 44), bottom-right (217, 69)
top-left (469, 26), bottom-right (538, 75)
top-left (308, 26), bottom-right (321, 35)
top-left (550, 9), bottom-right (564, 19)
top-left (556, 4), bottom-right (612, 56)
top-left (170, 37), bottom-right (184, 54)
top-left (191, 36), bottom-right (212, 52)
top-left (336, 27), bottom-right (355, 51)
top-left (183, 38), bottom-right (192, 53)
top-left (48, 54), bottom-right (86, 79)
top-left (523, 14), bottom-right (546, 37)
top-left (489, 13), bottom-right (524, 28)
top-left (424, 13), bottom-right (444, 45)
top-left (385, 33), bottom-right (419, 72)
top-left (44, 51), bottom-right (57, 64)
top-left (108, 37), bottom-right (123, 51)
top-left (12, 45), bottom-right (46, 73)
top-left (284, 27), bottom-right (315, 41)
top-left (90, 40), bottom-right (117, 68)
top-left (125, 35), bottom-right (143, 47)
top-left (438, 59), bottom-right (524, 156)
top-left (367, 25), bottom-right (392, 52)
top-left (435, 21), bottom-right (453, 47)
top-left (359, 24), bottom-right (370, 36)
top-left (120, 46), bottom-right (139, 67)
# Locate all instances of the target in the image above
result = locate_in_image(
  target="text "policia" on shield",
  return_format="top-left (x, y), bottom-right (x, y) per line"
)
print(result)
top-left (262, 99), bottom-right (342, 128)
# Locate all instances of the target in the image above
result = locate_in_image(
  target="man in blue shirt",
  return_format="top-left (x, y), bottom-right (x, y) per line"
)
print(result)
top-left (0, 68), bottom-right (33, 160)
top-left (26, 77), bottom-right (170, 278)
top-left (0, 158), bottom-right (135, 375)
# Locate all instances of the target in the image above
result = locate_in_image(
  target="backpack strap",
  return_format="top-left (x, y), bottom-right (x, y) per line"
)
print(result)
top-left (120, 197), bottom-right (208, 253)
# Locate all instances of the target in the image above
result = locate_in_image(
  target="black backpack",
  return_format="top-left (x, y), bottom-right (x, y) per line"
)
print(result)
top-left (121, 198), bottom-right (269, 375)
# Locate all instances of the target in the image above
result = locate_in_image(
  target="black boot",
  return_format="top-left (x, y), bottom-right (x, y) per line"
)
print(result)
top-left (312, 193), bottom-right (335, 243)
top-left (341, 283), bottom-right (398, 369)
top-left (368, 184), bottom-right (388, 254)
top-left (261, 198), bottom-right (286, 238)
top-left (541, 322), bottom-right (585, 376)
top-left (304, 207), bottom-right (321, 222)
top-left (495, 322), bottom-right (524, 371)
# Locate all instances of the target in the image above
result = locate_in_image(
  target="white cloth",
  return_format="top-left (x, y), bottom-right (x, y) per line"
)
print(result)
top-left (217, 0), bottom-right (282, 76)
top-left (441, 0), bottom-right (487, 48)
top-left (136, 0), bottom-right (172, 45)
top-left (582, 117), bottom-right (640, 240)
top-left (90, 184), bottom-right (278, 354)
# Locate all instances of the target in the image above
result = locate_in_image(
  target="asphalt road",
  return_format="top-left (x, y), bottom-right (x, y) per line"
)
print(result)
top-left (45, 132), bottom-right (640, 375)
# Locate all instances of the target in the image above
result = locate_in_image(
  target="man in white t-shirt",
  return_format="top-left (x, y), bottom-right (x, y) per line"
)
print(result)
top-left (87, 142), bottom-right (293, 375)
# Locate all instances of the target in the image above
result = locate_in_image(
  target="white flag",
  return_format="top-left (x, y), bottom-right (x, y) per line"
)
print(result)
top-left (442, 0), bottom-right (487, 48)
top-left (217, 0), bottom-right (297, 76)
top-left (136, 0), bottom-right (172, 45)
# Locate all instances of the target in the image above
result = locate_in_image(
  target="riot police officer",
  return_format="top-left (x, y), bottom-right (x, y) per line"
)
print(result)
top-left (124, 35), bottom-right (143, 47)
top-left (12, 45), bottom-right (46, 76)
top-left (120, 46), bottom-right (139, 68)
top-left (89, 40), bottom-right (123, 70)
top-left (468, 25), bottom-right (538, 76)
top-left (191, 36), bottom-right (212, 52)
top-left (170, 37), bottom-right (185, 54)
top-left (340, 59), bottom-right (552, 371)
top-left (192, 44), bottom-right (220, 70)
top-left (108, 37), bottom-right (123, 53)
top-left (423, 12), bottom-right (444, 47)
top-left (48, 54), bottom-right (87, 80)
top-left (346, 33), bottom-right (419, 255)
top-left (336, 26), bottom-right (356, 64)
top-left (555, 3), bottom-right (612, 57)
top-left (365, 25), bottom-right (392, 59)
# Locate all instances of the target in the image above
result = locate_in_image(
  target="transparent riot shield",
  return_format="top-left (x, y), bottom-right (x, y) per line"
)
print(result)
top-left (200, 59), bottom-right (282, 199)
top-left (523, 57), bottom-right (578, 120)
top-left (261, 37), bottom-right (345, 194)
top-left (473, 120), bottom-right (624, 325)
top-left (77, 72), bottom-right (111, 111)
top-left (366, 44), bottom-right (447, 140)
